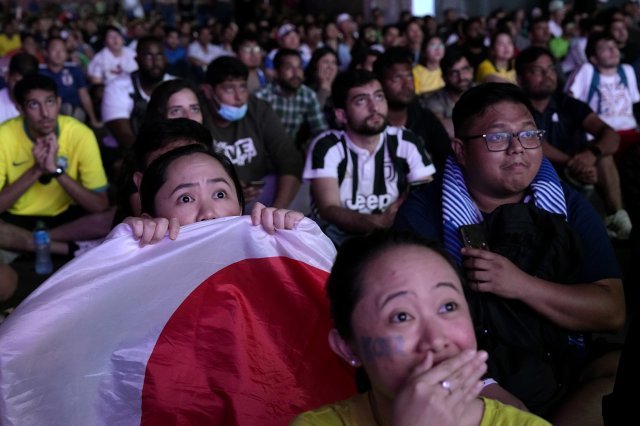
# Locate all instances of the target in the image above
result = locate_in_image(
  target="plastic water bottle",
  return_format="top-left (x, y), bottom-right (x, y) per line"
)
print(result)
top-left (33, 220), bottom-right (53, 275)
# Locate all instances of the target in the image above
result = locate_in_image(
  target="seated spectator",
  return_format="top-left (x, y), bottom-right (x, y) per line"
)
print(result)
top-left (335, 14), bottom-right (357, 70)
top-left (255, 48), bottom-right (328, 146)
top-left (143, 79), bottom-right (209, 127)
top-left (19, 33), bottom-right (45, 64)
top-left (529, 17), bottom-right (552, 50)
top-left (87, 26), bottom-right (137, 85)
top-left (412, 34), bottom-right (446, 95)
top-left (264, 23), bottom-right (311, 80)
top-left (163, 26), bottom-right (188, 78)
top-left (373, 46), bottom-right (452, 173)
top-left (566, 32), bottom-right (639, 138)
top-left (0, 17), bottom-right (22, 57)
top-left (0, 75), bottom-right (109, 259)
top-left (127, 143), bottom-right (304, 244)
top-left (424, 49), bottom-right (475, 139)
top-left (292, 230), bottom-right (549, 425)
top-left (202, 56), bottom-right (302, 210)
top-left (40, 37), bottom-right (102, 129)
top-left (517, 46), bottom-right (632, 240)
top-left (348, 47), bottom-right (380, 73)
top-left (103, 36), bottom-right (173, 148)
top-left (449, 17), bottom-right (488, 71)
top-left (304, 69), bottom-right (435, 247)
top-left (0, 53), bottom-right (39, 124)
top-left (402, 18), bottom-right (424, 66)
top-left (187, 25), bottom-right (230, 83)
top-left (395, 83), bottom-right (625, 422)
top-left (475, 31), bottom-right (517, 84)
top-left (608, 17), bottom-right (639, 65)
top-left (233, 32), bottom-right (267, 94)
top-left (304, 46), bottom-right (339, 108)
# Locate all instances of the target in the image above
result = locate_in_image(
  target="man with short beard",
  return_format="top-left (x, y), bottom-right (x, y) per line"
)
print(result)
top-left (303, 69), bottom-right (435, 246)
top-left (373, 46), bottom-right (452, 173)
top-left (102, 37), bottom-right (174, 148)
top-left (255, 48), bottom-right (327, 146)
top-left (424, 50), bottom-right (474, 140)
top-left (517, 46), bottom-right (631, 239)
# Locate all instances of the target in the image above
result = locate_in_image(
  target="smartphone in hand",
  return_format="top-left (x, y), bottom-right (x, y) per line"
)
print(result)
top-left (459, 224), bottom-right (489, 250)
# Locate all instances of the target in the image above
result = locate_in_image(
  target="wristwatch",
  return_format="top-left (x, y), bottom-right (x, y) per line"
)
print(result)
top-left (52, 166), bottom-right (65, 177)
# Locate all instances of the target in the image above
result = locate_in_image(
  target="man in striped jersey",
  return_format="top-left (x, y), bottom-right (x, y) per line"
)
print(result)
top-left (303, 69), bottom-right (435, 246)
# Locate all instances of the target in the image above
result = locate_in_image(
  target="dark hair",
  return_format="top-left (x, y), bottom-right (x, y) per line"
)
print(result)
top-left (452, 82), bottom-right (536, 137)
top-left (206, 56), bottom-right (249, 87)
top-left (382, 23), bottom-right (400, 37)
top-left (372, 46), bottom-right (412, 81)
top-left (332, 69), bottom-right (379, 109)
top-left (139, 143), bottom-right (244, 216)
top-left (348, 46), bottom-right (380, 71)
top-left (143, 79), bottom-right (210, 130)
top-left (136, 36), bottom-right (163, 56)
top-left (515, 46), bottom-right (555, 76)
top-left (14, 74), bottom-right (58, 106)
top-left (327, 230), bottom-right (464, 339)
top-left (102, 25), bottom-right (123, 42)
top-left (274, 47), bottom-right (301, 70)
top-left (232, 31), bottom-right (259, 52)
top-left (45, 36), bottom-right (65, 49)
top-left (304, 46), bottom-right (338, 87)
top-left (8, 52), bottom-right (39, 77)
top-left (133, 118), bottom-right (213, 171)
top-left (440, 48), bottom-right (469, 76)
top-left (586, 31), bottom-right (616, 59)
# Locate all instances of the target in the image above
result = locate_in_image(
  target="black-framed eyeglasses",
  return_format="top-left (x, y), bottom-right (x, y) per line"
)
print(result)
top-left (460, 129), bottom-right (546, 152)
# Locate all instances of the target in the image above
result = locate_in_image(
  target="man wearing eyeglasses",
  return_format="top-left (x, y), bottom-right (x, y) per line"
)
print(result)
top-left (424, 49), bottom-right (474, 139)
top-left (516, 46), bottom-right (631, 240)
top-left (233, 32), bottom-right (267, 94)
top-left (395, 83), bottom-right (624, 425)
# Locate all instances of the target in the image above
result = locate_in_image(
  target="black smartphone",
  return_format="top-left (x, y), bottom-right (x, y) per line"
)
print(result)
top-left (459, 224), bottom-right (489, 250)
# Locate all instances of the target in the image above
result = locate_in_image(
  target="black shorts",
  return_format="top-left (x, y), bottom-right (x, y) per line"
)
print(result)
top-left (0, 206), bottom-right (87, 231)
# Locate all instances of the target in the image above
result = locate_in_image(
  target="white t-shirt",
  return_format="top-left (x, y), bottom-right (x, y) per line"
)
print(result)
top-left (87, 46), bottom-right (138, 85)
top-left (101, 73), bottom-right (174, 123)
top-left (566, 62), bottom-right (640, 131)
top-left (187, 42), bottom-right (230, 66)
top-left (0, 88), bottom-right (19, 125)
top-left (304, 127), bottom-right (435, 214)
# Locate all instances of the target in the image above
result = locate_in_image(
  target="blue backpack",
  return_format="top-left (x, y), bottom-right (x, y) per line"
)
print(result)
top-left (587, 65), bottom-right (629, 114)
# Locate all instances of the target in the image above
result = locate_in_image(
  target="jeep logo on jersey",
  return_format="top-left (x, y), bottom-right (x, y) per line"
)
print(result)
top-left (216, 137), bottom-right (257, 166)
top-left (345, 194), bottom-right (392, 211)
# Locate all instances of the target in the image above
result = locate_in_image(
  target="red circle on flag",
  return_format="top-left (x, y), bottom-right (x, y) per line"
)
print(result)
top-left (140, 257), bottom-right (355, 425)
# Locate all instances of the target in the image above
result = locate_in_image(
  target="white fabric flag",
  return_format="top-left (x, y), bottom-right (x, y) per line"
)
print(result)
top-left (0, 217), bottom-right (354, 426)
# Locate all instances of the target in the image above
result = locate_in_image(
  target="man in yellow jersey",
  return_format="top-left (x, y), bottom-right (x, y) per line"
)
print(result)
top-left (0, 74), bottom-right (109, 261)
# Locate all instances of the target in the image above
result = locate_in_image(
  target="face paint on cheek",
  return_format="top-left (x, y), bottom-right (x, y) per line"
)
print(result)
top-left (359, 335), bottom-right (405, 361)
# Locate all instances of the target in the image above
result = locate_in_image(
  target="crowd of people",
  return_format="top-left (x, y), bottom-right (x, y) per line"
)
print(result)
top-left (0, 0), bottom-right (639, 424)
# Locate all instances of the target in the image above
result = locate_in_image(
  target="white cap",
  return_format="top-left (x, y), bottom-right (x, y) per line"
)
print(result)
top-left (336, 13), bottom-right (353, 24)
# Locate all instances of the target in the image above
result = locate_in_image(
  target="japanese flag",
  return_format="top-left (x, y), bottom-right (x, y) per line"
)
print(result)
top-left (0, 217), bottom-right (355, 425)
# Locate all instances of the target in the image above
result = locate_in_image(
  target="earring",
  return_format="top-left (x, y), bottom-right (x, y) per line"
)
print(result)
top-left (350, 359), bottom-right (359, 367)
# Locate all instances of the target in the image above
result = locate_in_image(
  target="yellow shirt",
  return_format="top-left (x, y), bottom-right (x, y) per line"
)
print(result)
top-left (475, 59), bottom-right (517, 84)
top-left (0, 115), bottom-right (108, 216)
top-left (291, 394), bottom-right (551, 426)
top-left (413, 64), bottom-right (445, 95)
top-left (0, 34), bottom-right (22, 57)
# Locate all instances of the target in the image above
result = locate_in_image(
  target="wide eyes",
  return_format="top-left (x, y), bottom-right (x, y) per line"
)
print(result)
top-left (179, 195), bottom-right (193, 204)
top-left (214, 191), bottom-right (226, 199)
top-left (390, 311), bottom-right (414, 323)
top-left (439, 302), bottom-right (458, 314)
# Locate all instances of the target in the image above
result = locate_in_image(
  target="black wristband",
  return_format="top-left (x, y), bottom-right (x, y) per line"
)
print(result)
top-left (588, 145), bottom-right (603, 161)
